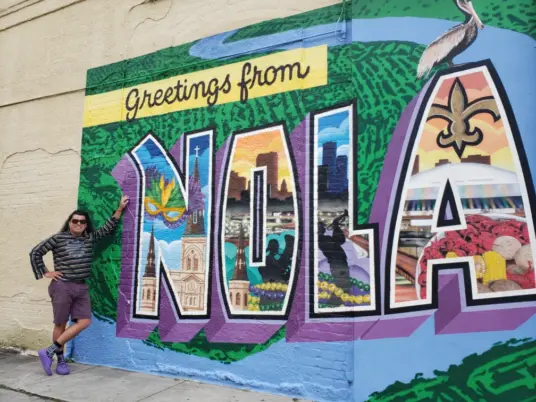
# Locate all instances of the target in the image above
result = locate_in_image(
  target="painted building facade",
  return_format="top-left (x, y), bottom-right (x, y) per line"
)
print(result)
top-left (1, 0), bottom-right (535, 401)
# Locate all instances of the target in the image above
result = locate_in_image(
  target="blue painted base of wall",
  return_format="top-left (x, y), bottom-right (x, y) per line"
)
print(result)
top-left (72, 315), bottom-right (536, 402)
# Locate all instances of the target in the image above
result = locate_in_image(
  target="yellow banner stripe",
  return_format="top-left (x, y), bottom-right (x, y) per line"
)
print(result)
top-left (83, 45), bottom-right (328, 128)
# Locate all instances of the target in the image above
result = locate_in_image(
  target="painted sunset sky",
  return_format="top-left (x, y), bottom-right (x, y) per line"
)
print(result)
top-left (230, 129), bottom-right (293, 193)
top-left (419, 71), bottom-right (515, 173)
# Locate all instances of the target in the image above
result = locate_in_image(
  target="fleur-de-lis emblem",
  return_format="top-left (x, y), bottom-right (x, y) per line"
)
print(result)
top-left (427, 78), bottom-right (501, 158)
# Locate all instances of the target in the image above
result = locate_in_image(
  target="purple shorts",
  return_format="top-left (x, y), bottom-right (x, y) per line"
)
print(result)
top-left (48, 280), bottom-right (92, 324)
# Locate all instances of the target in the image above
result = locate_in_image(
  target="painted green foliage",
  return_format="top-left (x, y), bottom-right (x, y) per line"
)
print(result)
top-left (366, 338), bottom-right (536, 402)
top-left (79, 0), bottom-right (532, 364)
top-left (144, 328), bottom-right (286, 364)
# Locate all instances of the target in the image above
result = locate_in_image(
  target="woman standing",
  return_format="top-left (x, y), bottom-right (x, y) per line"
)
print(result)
top-left (30, 195), bottom-right (129, 376)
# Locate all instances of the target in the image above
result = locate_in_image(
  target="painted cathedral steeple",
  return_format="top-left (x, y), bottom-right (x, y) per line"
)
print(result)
top-left (143, 225), bottom-right (156, 278)
top-left (232, 224), bottom-right (248, 281)
top-left (174, 144), bottom-right (208, 312)
top-left (228, 224), bottom-right (249, 311)
top-left (184, 145), bottom-right (205, 236)
top-left (140, 225), bottom-right (157, 313)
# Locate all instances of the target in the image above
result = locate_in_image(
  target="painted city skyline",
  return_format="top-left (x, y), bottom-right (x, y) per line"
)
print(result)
top-left (228, 129), bottom-right (294, 201)
top-left (317, 111), bottom-right (350, 195)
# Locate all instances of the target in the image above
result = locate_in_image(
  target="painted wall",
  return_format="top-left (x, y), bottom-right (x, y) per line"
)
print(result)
top-left (0, 0), bottom-right (338, 350)
top-left (14, 0), bottom-right (536, 400)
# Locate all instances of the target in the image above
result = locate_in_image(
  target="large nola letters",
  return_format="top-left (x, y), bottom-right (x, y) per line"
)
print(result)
top-left (114, 62), bottom-right (536, 343)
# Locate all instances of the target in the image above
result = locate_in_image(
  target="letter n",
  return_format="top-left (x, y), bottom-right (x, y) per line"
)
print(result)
top-left (113, 129), bottom-right (214, 342)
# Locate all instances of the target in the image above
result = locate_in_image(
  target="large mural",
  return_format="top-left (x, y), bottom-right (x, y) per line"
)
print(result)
top-left (75, 0), bottom-right (536, 400)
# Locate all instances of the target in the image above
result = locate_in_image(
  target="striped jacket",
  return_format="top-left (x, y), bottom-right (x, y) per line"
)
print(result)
top-left (29, 217), bottom-right (119, 282)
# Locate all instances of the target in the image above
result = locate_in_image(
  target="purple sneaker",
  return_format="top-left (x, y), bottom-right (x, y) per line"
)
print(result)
top-left (56, 355), bottom-right (70, 375)
top-left (38, 348), bottom-right (53, 376)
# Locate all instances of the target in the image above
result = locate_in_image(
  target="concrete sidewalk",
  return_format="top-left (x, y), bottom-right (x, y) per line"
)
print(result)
top-left (0, 350), bottom-right (308, 402)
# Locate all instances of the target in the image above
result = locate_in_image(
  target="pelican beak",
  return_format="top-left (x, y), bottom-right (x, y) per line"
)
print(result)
top-left (466, 1), bottom-right (484, 29)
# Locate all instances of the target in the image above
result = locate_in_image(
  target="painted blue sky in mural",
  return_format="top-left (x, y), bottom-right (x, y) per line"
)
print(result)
top-left (317, 111), bottom-right (350, 179)
top-left (135, 139), bottom-right (178, 184)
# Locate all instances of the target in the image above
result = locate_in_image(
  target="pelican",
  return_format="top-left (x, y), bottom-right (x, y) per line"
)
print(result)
top-left (417, 0), bottom-right (484, 79)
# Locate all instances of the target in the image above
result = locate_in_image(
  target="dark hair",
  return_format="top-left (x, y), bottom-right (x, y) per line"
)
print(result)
top-left (61, 210), bottom-right (94, 234)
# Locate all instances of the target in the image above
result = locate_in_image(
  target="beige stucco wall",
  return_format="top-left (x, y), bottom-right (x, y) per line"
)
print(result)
top-left (0, 0), bottom-right (339, 350)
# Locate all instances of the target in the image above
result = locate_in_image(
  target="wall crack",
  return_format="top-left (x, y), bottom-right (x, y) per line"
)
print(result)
top-left (0, 148), bottom-right (81, 175)
top-left (131, 0), bottom-right (172, 36)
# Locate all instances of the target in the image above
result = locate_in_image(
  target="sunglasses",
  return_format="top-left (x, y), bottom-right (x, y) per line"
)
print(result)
top-left (71, 219), bottom-right (87, 225)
